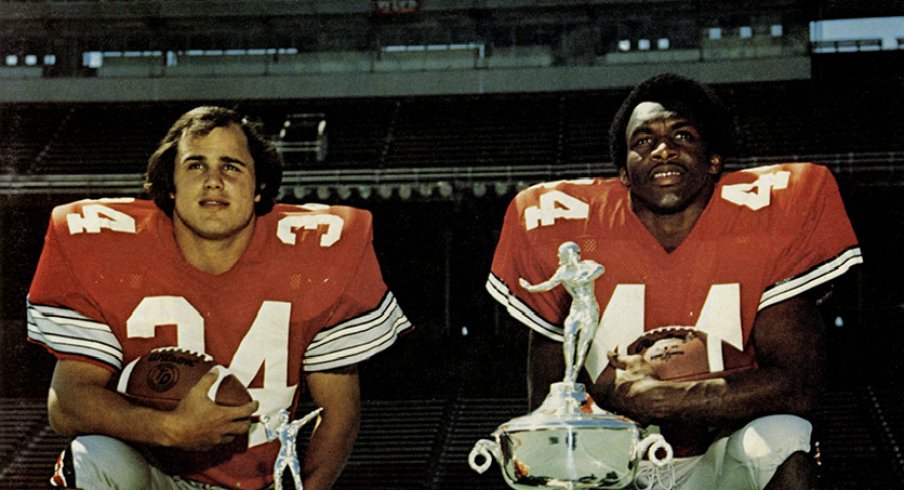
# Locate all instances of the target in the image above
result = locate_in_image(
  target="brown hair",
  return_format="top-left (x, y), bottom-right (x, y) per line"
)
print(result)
top-left (144, 106), bottom-right (283, 216)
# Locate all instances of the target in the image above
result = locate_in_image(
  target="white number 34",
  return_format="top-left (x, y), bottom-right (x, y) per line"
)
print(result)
top-left (66, 200), bottom-right (344, 248)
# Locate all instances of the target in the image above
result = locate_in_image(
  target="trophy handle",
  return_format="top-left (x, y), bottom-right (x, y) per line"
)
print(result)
top-left (637, 433), bottom-right (674, 467)
top-left (468, 439), bottom-right (501, 474)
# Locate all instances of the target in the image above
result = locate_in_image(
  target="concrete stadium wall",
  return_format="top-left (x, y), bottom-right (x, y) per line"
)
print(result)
top-left (0, 56), bottom-right (810, 103)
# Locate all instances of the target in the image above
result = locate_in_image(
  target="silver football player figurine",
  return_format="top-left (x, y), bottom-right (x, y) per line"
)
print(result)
top-left (519, 241), bottom-right (605, 383)
top-left (263, 407), bottom-right (324, 490)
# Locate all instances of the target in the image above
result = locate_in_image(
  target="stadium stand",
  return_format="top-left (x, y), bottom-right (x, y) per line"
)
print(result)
top-left (2, 72), bottom-right (904, 487)
top-left (3, 390), bottom-right (904, 488)
top-left (385, 94), bottom-right (559, 168)
top-left (3, 78), bottom-right (903, 179)
top-left (31, 105), bottom-right (177, 175)
top-left (0, 106), bottom-right (70, 175)
top-left (1, 3), bottom-right (903, 484)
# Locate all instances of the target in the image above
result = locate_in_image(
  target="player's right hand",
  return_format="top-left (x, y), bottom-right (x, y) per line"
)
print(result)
top-left (163, 370), bottom-right (259, 451)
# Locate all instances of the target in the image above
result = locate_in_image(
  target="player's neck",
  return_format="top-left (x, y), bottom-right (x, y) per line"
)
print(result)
top-left (172, 219), bottom-right (256, 275)
top-left (633, 201), bottom-right (707, 253)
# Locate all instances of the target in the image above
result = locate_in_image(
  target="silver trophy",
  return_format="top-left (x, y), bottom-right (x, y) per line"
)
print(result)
top-left (470, 242), bottom-right (673, 489)
top-left (263, 407), bottom-right (324, 490)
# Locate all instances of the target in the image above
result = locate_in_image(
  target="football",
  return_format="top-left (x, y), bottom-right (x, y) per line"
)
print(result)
top-left (114, 347), bottom-right (254, 472)
top-left (625, 326), bottom-right (754, 381)
top-left (115, 347), bottom-right (252, 410)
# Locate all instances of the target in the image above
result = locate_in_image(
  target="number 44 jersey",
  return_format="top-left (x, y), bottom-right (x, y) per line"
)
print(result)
top-left (487, 163), bottom-right (862, 381)
top-left (27, 199), bottom-right (411, 489)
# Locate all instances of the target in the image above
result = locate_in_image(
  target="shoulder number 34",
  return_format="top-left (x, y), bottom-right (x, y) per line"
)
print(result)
top-left (66, 200), bottom-right (344, 247)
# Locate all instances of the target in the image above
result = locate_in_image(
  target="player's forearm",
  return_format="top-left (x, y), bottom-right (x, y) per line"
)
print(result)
top-left (47, 359), bottom-right (190, 447)
top-left (714, 365), bottom-right (822, 420)
top-left (631, 366), bottom-right (822, 426)
top-left (301, 411), bottom-right (360, 490)
top-left (48, 379), bottom-right (174, 446)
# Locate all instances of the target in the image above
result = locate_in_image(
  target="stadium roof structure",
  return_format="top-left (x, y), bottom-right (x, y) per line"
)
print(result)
top-left (0, 0), bottom-right (837, 102)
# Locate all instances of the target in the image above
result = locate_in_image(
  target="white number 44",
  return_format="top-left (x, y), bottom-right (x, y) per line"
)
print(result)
top-left (721, 171), bottom-right (790, 211)
top-left (524, 190), bottom-right (590, 230)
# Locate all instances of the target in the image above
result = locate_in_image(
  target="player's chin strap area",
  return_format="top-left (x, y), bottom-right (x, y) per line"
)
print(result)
top-left (262, 407), bottom-right (324, 490)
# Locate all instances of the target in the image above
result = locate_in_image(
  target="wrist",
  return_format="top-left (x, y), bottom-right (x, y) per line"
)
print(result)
top-left (150, 409), bottom-right (182, 447)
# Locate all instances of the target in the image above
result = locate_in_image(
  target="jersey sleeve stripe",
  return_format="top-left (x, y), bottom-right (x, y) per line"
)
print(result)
top-left (304, 293), bottom-right (408, 357)
top-left (304, 316), bottom-right (411, 371)
top-left (758, 246), bottom-right (863, 311)
top-left (306, 292), bottom-right (402, 349)
top-left (303, 292), bottom-right (412, 371)
top-left (486, 273), bottom-right (564, 342)
top-left (27, 328), bottom-right (123, 369)
top-left (27, 302), bottom-right (123, 369)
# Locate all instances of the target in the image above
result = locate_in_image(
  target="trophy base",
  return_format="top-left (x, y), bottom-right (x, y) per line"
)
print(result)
top-left (469, 378), bottom-right (674, 490)
top-left (483, 382), bottom-right (646, 489)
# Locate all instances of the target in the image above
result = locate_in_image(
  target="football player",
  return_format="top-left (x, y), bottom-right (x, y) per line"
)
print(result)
top-left (27, 106), bottom-right (412, 490)
top-left (487, 73), bottom-right (862, 489)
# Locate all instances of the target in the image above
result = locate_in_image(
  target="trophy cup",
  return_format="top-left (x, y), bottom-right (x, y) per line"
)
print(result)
top-left (469, 242), bottom-right (673, 489)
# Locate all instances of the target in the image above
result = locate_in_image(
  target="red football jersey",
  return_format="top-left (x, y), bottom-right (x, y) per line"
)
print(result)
top-left (488, 163), bottom-right (862, 382)
top-left (28, 199), bottom-right (411, 489)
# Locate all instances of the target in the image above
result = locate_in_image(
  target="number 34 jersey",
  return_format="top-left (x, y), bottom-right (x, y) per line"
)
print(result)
top-left (487, 163), bottom-right (862, 381)
top-left (27, 199), bottom-right (411, 489)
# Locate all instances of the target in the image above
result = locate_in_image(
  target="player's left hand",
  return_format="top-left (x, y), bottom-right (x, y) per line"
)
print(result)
top-left (608, 351), bottom-right (654, 379)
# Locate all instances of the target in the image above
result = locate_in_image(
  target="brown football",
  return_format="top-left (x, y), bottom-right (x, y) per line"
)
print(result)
top-left (626, 326), bottom-right (755, 381)
top-left (115, 347), bottom-right (251, 410)
top-left (114, 347), bottom-right (254, 472)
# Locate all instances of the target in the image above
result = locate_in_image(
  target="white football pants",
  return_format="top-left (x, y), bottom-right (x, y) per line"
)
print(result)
top-left (634, 414), bottom-right (813, 490)
top-left (51, 435), bottom-right (227, 490)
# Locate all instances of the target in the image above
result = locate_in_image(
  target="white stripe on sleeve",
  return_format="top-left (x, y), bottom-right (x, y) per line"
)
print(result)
top-left (27, 302), bottom-right (123, 370)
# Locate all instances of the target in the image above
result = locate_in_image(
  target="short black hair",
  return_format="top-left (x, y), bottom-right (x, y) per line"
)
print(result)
top-left (608, 73), bottom-right (733, 169)
top-left (144, 106), bottom-right (283, 216)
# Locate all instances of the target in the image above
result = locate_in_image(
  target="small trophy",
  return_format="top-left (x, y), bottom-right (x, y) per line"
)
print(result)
top-left (263, 407), bottom-right (324, 490)
top-left (469, 242), bottom-right (673, 489)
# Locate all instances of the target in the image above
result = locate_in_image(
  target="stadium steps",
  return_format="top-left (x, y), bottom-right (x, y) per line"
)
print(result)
top-left (428, 397), bottom-right (525, 490)
top-left (327, 399), bottom-right (447, 489)
top-left (815, 388), bottom-right (903, 488)
top-left (0, 106), bottom-right (72, 175)
top-left (6, 81), bottom-right (904, 177)
top-left (0, 399), bottom-right (56, 489)
top-left (2, 390), bottom-right (904, 488)
top-left (253, 99), bottom-right (398, 169)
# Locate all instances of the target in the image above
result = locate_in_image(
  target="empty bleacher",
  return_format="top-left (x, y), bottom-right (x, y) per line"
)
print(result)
top-left (558, 90), bottom-right (628, 165)
top-left (384, 95), bottom-right (559, 168)
top-left (723, 81), bottom-right (821, 158)
top-left (2, 72), bottom-right (904, 488)
top-left (2, 80), bottom-right (904, 179)
top-left (31, 105), bottom-right (177, 175)
top-left (0, 106), bottom-right (71, 174)
top-left (2, 389), bottom-right (904, 488)
top-left (15, 82), bottom-right (904, 176)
